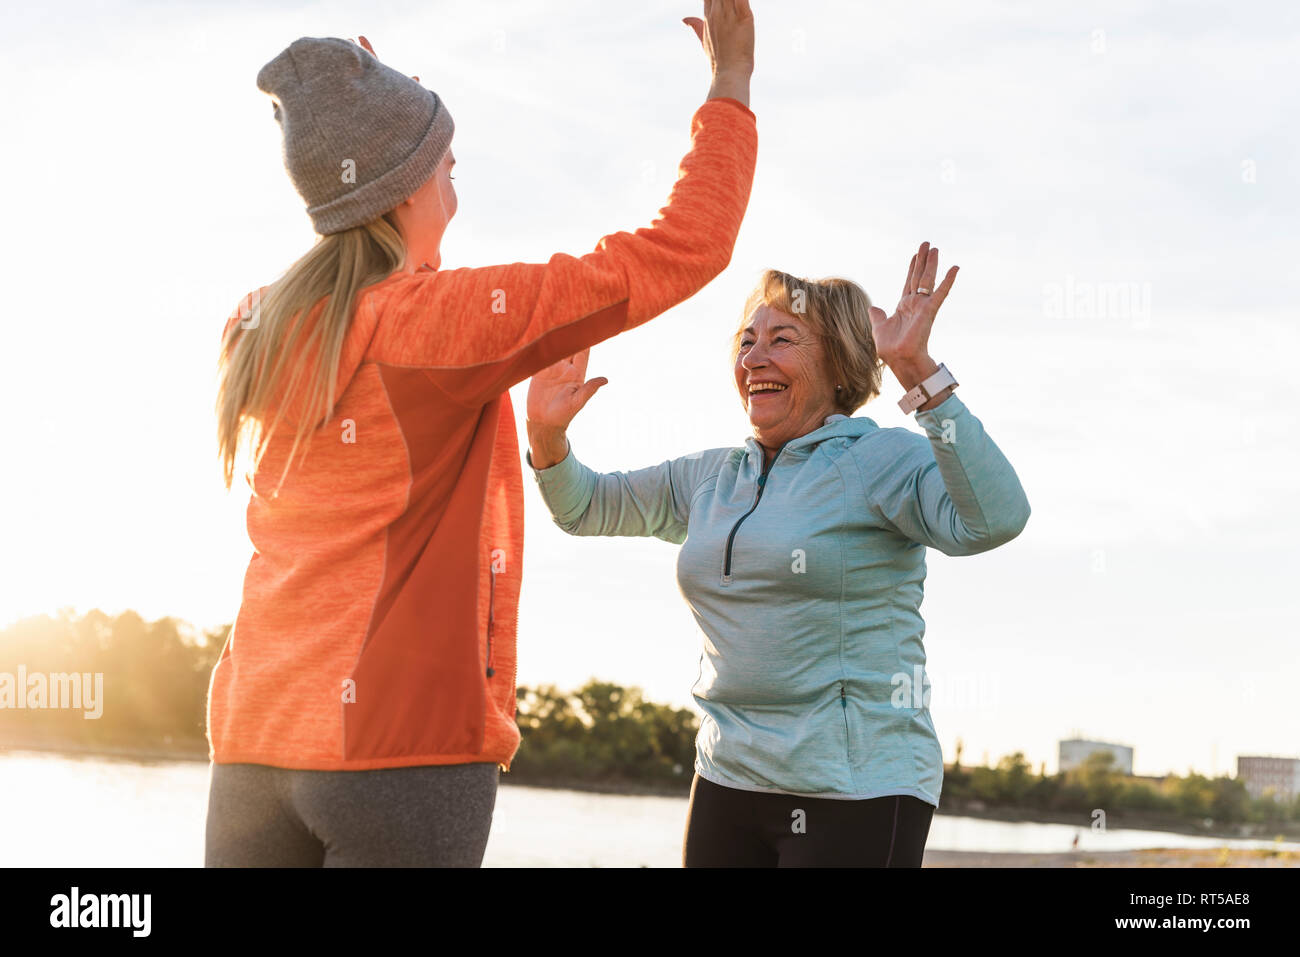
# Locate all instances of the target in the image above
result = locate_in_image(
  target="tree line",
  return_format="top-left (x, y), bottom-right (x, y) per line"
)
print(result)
top-left (1, 609), bottom-right (1297, 834)
top-left (943, 746), bottom-right (1298, 834)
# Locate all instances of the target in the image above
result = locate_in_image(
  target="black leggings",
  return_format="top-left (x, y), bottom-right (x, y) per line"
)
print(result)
top-left (683, 774), bottom-right (935, 867)
top-left (204, 761), bottom-right (499, 867)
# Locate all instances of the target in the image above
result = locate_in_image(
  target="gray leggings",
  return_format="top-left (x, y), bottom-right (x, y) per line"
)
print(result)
top-left (204, 761), bottom-right (499, 867)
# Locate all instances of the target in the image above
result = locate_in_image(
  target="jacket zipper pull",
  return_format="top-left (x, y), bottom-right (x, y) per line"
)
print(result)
top-left (840, 683), bottom-right (847, 709)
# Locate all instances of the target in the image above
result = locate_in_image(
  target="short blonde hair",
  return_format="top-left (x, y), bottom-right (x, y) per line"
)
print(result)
top-left (732, 270), bottom-right (884, 414)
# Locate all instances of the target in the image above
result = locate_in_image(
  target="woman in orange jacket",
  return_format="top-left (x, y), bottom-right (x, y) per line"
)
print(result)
top-left (205, 3), bottom-right (756, 867)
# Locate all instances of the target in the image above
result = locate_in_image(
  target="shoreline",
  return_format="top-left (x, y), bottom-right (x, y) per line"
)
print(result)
top-left (922, 800), bottom-right (1300, 844)
top-left (922, 847), bottom-right (1297, 868)
top-left (499, 777), bottom-right (1300, 844)
top-left (5, 742), bottom-right (1297, 845)
top-left (0, 740), bottom-right (212, 765)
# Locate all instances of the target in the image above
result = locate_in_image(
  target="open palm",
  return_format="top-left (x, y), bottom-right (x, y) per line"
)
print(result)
top-left (868, 241), bottom-right (959, 369)
top-left (526, 348), bottom-right (608, 430)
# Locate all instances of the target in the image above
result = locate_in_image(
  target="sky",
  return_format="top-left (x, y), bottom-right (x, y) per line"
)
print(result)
top-left (0, 0), bottom-right (1296, 779)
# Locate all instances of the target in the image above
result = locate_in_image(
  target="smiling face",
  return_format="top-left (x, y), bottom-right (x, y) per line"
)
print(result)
top-left (734, 303), bottom-right (840, 456)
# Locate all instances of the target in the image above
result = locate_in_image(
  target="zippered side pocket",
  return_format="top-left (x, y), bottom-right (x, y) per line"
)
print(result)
top-left (486, 565), bottom-right (496, 678)
top-left (839, 680), bottom-right (855, 786)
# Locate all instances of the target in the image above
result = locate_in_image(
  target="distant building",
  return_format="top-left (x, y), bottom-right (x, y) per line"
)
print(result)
top-left (1059, 738), bottom-right (1134, 775)
top-left (1237, 755), bottom-right (1300, 801)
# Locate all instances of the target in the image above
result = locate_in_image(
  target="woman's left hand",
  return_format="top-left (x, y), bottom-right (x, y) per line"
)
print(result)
top-left (867, 241), bottom-right (958, 389)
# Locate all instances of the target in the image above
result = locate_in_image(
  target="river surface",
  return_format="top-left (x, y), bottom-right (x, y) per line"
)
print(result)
top-left (1, 751), bottom-right (1294, 867)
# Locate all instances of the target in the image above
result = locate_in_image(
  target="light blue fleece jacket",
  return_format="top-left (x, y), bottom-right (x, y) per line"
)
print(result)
top-left (526, 392), bottom-right (1030, 806)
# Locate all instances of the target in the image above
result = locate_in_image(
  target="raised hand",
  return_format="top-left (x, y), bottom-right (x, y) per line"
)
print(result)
top-left (526, 348), bottom-right (608, 432)
top-left (683, 0), bottom-right (755, 106)
top-left (867, 241), bottom-right (959, 388)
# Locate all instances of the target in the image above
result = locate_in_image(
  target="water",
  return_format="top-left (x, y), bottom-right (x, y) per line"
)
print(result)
top-left (1, 751), bottom-right (1294, 867)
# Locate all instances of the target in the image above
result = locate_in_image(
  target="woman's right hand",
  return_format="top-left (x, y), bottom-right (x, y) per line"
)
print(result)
top-left (349, 36), bottom-right (420, 83)
top-left (526, 349), bottom-right (607, 467)
top-left (683, 0), bottom-right (755, 104)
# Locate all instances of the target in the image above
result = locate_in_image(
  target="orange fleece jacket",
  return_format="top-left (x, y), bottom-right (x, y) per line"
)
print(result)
top-left (207, 96), bottom-right (758, 771)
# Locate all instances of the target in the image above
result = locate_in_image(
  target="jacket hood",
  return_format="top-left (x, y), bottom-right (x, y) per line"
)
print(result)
top-left (742, 412), bottom-right (882, 464)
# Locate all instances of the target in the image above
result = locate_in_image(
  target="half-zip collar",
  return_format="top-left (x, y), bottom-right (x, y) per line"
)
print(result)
top-left (722, 415), bottom-right (880, 584)
top-left (741, 413), bottom-right (879, 466)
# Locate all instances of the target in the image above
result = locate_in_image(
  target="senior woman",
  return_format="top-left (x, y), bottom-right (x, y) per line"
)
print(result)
top-left (525, 242), bottom-right (1031, 867)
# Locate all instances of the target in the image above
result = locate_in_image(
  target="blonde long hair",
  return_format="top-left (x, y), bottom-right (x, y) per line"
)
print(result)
top-left (216, 212), bottom-right (405, 493)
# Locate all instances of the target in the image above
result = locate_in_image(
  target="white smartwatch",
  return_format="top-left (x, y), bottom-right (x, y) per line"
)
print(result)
top-left (897, 362), bottom-right (958, 414)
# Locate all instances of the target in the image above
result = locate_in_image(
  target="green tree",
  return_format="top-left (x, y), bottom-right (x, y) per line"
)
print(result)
top-left (511, 680), bottom-right (698, 785)
top-left (1168, 771), bottom-right (1215, 819)
top-left (996, 752), bottom-right (1033, 804)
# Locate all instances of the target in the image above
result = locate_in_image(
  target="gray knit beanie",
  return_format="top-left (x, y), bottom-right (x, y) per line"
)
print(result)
top-left (256, 37), bottom-right (454, 235)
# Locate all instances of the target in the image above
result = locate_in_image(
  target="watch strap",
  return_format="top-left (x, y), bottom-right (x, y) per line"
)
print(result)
top-left (898, 362), bottom-right (958, 413)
